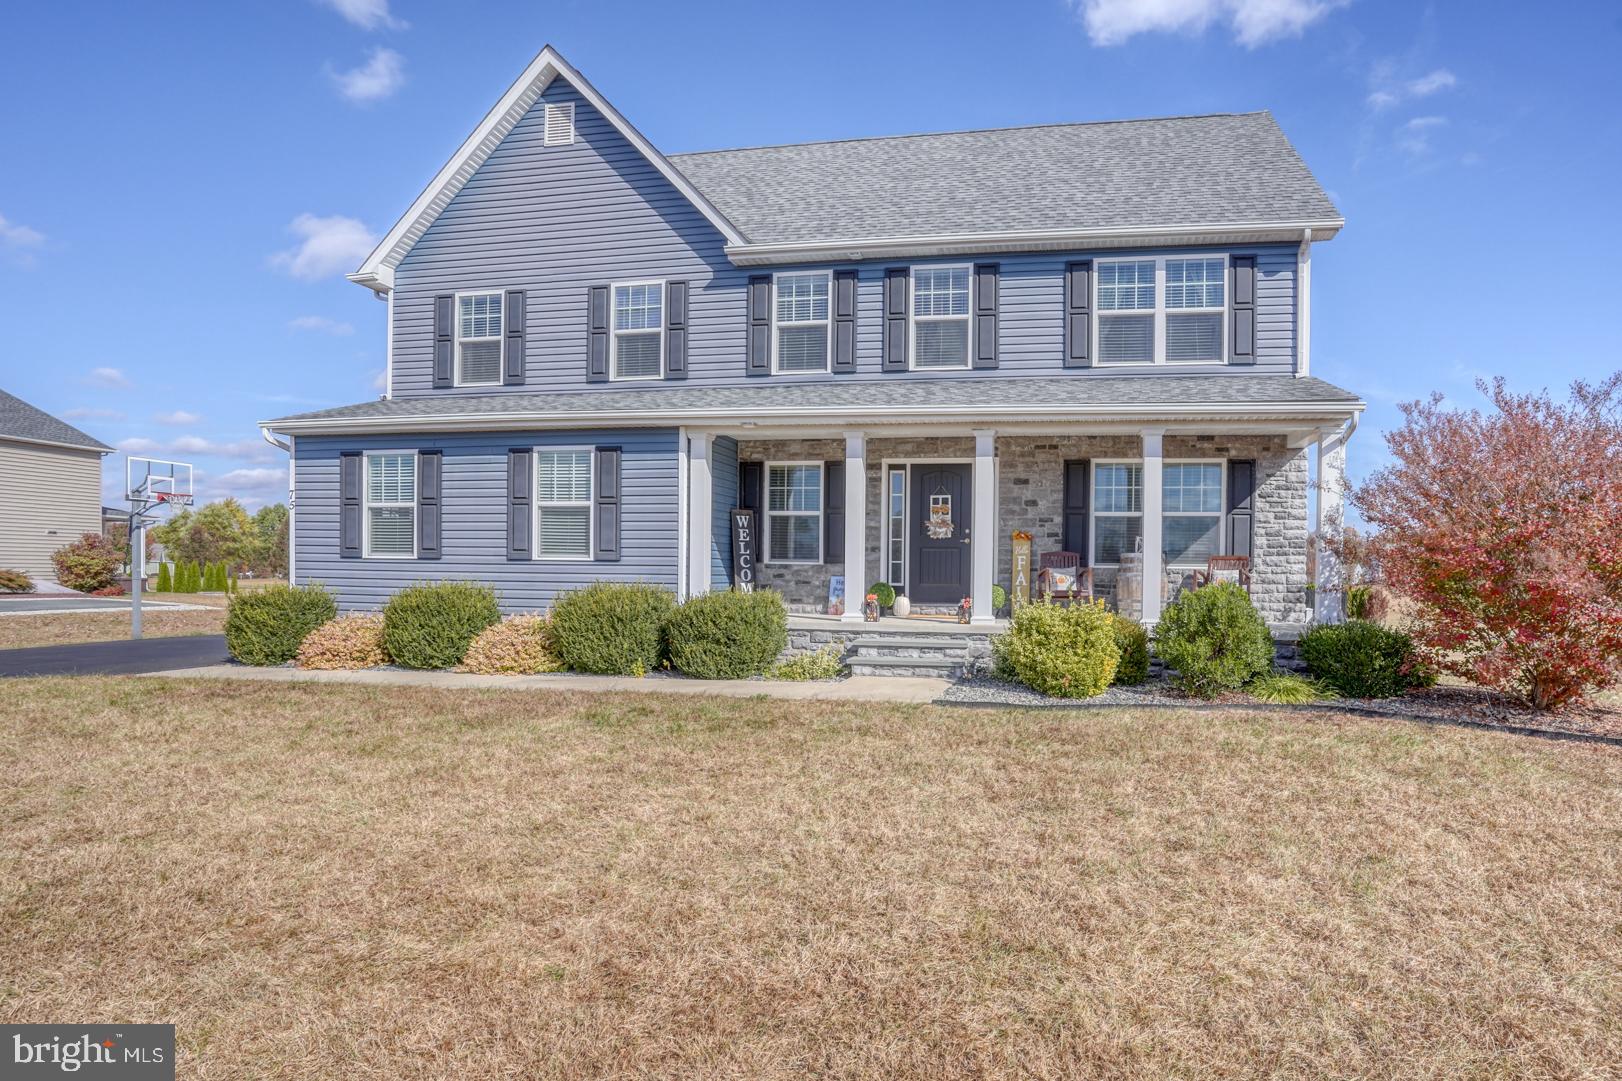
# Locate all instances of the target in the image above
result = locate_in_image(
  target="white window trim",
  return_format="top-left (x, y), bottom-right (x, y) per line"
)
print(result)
top-left (885, 465), bottom-right (906, 588)
top-left (532, 446), bottom-right (595, 563)
top-left (1093, 253), bottom-right (1229, 367)
top-left (454, 289), bottom-right (504, 387)
top-left (763, 460), bottom-right (823, 565)
top-left (362, 449), bottom-right (418, 560)
top-left (1089, 458), bottom-right (1227, 569)
top-left (543, 101), bottom-right (575, 146)
top-left (878, 457), bottom-right (976, 595)
top-left (609, 279), bottom-right (665, 382)
top-left (908, 263), bottom-right (973, 371)
top-left (771, 270), bottom-right (833, 375)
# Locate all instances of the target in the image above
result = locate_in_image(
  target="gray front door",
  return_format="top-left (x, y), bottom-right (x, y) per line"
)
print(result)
top-left (908, 464), bottom-right (972, 605)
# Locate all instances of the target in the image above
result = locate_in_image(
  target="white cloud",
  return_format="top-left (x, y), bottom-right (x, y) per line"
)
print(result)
top-left (1396, 115), bottom-right (1448, 155)
top-left (0, 212), bottom-right (45, 253)
top-left (269, 213), bottom-right (377, 281)
top-left (84, 367), bottom-right (132, 389)
top-left (155, 410), bottom-right (201, 426)
top-left (168, 436), bottom-right (280, 463)
top-left (330, 47), bottom-right (405, 104)
top-left (118, 437), bottom-right (162, 453)
top-left (289, 314), bottom-right (356, 335)
top-left (316, 0), bottom-right (405, 30)
top-left (1408, 69), bottom-right (1457, 97)
top-left (1075, 0), bottom-right (1349, 47)
top-left (63, 407), bottom-right (126, 421)
top-left (216, 467), bottom-right (288, 494)
top-left (1368, 67), bottom-right (1458, 110)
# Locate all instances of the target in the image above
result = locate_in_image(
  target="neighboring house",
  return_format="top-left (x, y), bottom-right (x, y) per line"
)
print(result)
top-left (0, 390), bottom-right (112, 581)
top-left (262, 46), bottom-right (1361, 631)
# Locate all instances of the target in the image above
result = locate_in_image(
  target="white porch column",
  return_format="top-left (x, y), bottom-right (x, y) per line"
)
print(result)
top-left (971, 429), bottom-right (997, 625)
top-left (841, 431), bottom-right (867, 623)
top-left (1140, 428), bottom-right (1165, 626)
top-left (686, 433), bottom-right (712, 600)
top-left (1314, 423), bottom-right (1350, 623)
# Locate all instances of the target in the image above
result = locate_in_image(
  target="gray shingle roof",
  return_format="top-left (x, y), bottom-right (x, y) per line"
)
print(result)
top-left (0, 389), bottom-right (112, 451)
top-left (267, 375), bottom-right (1360, 430)
top-left (668, 112), bottom-right (1340, 247)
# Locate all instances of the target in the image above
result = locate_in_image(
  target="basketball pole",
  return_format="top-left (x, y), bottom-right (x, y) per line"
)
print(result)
top-left (130, 509), bottom-right (144, 640)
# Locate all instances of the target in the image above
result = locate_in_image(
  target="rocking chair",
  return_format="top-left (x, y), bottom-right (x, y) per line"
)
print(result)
top-left (1036, 551), bottom-right (1094, 604)
top-left (1192, 555), bottom-right (1253, 593)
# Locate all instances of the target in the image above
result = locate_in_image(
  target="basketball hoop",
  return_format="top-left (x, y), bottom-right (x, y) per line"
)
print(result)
top-left (153, 490), bottom-right (194, 507)
top-left (123, 455), bottom-right (197, 643)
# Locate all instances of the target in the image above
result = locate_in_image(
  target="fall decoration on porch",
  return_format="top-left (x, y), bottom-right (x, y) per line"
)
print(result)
top-left (864, 593), bottom-right (880, 622)
top-left (958, 597), bottom-right (973, 624)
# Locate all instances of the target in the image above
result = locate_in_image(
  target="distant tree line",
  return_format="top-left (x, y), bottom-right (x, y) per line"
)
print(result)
top-left (151, 499), bottom-right (289, 579)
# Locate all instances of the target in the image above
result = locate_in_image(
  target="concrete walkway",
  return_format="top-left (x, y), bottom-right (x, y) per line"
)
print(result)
top-left (0, 597), bottom-right (210, 616)
top-left (0, 635), bottom-right (231, 677)
top-left (149, 663), bottom-right (951, 703)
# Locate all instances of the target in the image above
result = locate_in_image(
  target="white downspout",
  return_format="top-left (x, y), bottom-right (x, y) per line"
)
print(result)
top-left (1297, 228), bottom-right (1312, 378)
top-left (380, 288), bottom-right (394, 399)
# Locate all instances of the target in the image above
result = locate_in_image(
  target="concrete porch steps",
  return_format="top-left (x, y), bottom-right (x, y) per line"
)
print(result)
top-left (845, 633), bottom-right (984, 679)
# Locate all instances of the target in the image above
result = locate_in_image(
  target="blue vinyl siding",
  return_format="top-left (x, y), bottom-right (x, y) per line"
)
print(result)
top-left (293, 428), bottom-right (678, 613)
top-left (709, 435), bottom-right (738, 590)
top-left (390, 77), bottom-right (1300, 398)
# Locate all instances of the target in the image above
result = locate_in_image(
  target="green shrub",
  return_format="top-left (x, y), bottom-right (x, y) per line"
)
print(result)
top-left (51, 533), bottom-right (122, 593)
top-left (0, 569), bottom-right (33, 593)
top-left (381, 582), bottom-right (501, 669)
top-left (992, 583), bottom-right (1008, 612)
top-left (997, 598), bottom-right (1120, 698)
top-left (1111, 614), bottom-right (1150, 685)
top-left (461, 615), bottom-right (563, 675)
top-left (769, 643), bottom-right (845, 681)
top-left (296, 614), bottom-right (389, 670)
top-left (155, 562), bottom-right (172, 592)
top-left (664, 589), bottom-right (788, 680)
top-left (1155, 582), bottom-right (1274, 698)
top-left (1248, 672), bottom-right (1332, 704)
top-left (1345, 584), bottom-right (1374, 621)
top-left (550, 581), bottom-right (676, 675)
top-left (868, 582), bottom-right (896, 609)
top-left (1299, 620), bottom-right (1432, 699)
top-left (225, 583), bottom-right (338, 665)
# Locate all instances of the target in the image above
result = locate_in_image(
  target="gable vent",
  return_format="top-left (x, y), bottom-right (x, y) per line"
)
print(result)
top-left (543, 101), bottom-right (575, 146)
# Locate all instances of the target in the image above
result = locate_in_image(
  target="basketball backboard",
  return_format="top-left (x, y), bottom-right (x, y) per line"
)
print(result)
top-left (126, 457), bottom-right (194, 508)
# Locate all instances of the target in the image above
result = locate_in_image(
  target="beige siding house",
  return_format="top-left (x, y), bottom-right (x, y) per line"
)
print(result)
top-left (0, 390), bottom-right (112, 582)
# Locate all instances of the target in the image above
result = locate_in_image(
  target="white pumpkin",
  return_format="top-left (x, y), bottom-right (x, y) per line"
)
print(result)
top-left (893, 595), bottom-right (911, 617)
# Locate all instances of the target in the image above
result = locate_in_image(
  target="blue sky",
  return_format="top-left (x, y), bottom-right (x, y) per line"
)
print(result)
top-left (2, 0), bottom-right (1618, 511)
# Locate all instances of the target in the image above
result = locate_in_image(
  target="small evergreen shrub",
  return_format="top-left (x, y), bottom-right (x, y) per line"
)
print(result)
top-left (296, 614), bottom-right (389, 670)
top-left (1299, 620), bottom-right (1433, 699)
top-left (997, 598), bottom-right (1120, 698)
top-left (664, 589), bottom-right (788, 680)
top-left (550, 581), bottom-right (676, 676)
top-left (155, 562), bottom-right (172, 592)
top-left (868, 582), bottom-right (896, 609)
top-left (462, 615), bottom-right (563, 675)
top-left (1111, 614), bottom-right (1151, 685)
top-left (1248, 672), bottom-right (1332, 704)
top-left (51, 533), bottom-right (121, 593)
top-left (382, 581), bottom-right (501, 669)
top-left (993, 583), bottom-right (1008, 612)
top-left (769, 643), bottom-right (845, 681)
top-left (225, 583), bottom-right (338, 666)
top-left (0, 569), bottom-right (33, 593)
top-left (1155, 582), bottom-right (1274, 698)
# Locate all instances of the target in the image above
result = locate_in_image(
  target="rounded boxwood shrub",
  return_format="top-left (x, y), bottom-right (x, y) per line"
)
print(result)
top-left (296, 614), bottom-right (389, 670)
top-left (225, 583), bottom-right (338, 666)
top-left (868, 582), bottom-right (896, 609)
top-left (1111, 614), bottom-right (1151, 685)
top-left (998, 598), bottom-right (1120, 698)
top-left (550, 581), bottom-right (676, 675)
top-left (381, 581), bottom-right (501, 670)
top-left (1299, 619), bottom-right (1432, 699)
top-left (664, 589), bottom-right (788, 680)
top-left (1155, 582), bottom-right (1273, 698)
top-left (461, 615), bottom-right (563, 675)
top-left (51, 532), bottom-right (121, 593)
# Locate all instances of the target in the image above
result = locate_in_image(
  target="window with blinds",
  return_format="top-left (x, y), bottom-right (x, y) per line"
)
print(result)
top-left (773, 272), bottom-right (830, 373)
top-left (365, 452), bottom-right (416, 557)
top-left (1165, 258), bottom-right (1225, 363)
top-left (767, 463), bottom-right (821, 563)
top-left (910, 266), bottom-right (971, 369)
top-left (1096, 255), bottom-right (1229, 365)
top-left (457, 292), bottom-right (503, 385)
top-left (1089, 460), bottom-right (1226, 568)
top-left (612, 282), bottom-right (663, 380)
top-left (1097, 260), bottom-right (1156, 364)
top-left (535, 449), bottom-right (593, 559)
top-left (543, 101), bottom-right (575, 146)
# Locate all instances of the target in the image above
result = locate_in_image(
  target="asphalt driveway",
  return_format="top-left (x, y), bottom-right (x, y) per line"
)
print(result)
top-left (0, 635), bottom-right (230, 677)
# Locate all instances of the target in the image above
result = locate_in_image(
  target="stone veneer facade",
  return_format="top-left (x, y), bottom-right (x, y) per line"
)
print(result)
top-left (736, 433), bottom-right (1310, 628)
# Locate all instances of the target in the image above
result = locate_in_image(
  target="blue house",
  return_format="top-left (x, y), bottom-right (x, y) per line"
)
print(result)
top-left (262, 46), bottom-right (1361, 635)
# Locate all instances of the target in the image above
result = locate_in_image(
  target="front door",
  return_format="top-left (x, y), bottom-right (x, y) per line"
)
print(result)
top-left (908, 463), bottom-right (972, 605)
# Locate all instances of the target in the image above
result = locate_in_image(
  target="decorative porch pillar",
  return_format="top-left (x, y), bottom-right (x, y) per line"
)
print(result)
top-left (970, 429), bottom-right (996, 624)
top-left (841, 431), bottom-right (867, 623)
top-left (686, 432), bottom-right (712, 600)
top-left (1140, 428), bottom-right (1165, 626)
top-left (1315, 424), bottom-right (1350, 623)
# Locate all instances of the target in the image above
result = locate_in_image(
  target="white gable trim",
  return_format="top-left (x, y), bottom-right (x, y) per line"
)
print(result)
top-left (348, 46), bottom-right (747, 294)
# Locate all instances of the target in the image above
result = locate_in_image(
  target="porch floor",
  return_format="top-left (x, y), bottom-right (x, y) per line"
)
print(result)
top-left (787, 613), bottom-right (1009, 634)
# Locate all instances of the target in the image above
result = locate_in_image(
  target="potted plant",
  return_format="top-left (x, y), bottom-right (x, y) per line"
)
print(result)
top-left (1304, 583), bottom-right (1317, 613)
top-left (868, 581), bottom-right (896, 615)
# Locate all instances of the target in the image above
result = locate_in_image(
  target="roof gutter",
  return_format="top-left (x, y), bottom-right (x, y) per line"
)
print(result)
top-left (0, 434), bottom-right (113, 454)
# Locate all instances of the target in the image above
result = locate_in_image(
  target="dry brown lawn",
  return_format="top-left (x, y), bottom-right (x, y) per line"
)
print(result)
top-left (0, 581), bottom-right (287, 649)
top-left (2, 678), bottom-right (1619, 1079)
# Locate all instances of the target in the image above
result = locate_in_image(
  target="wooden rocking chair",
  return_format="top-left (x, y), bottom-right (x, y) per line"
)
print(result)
top-left (1192, 555), bottom-right (1253, 593)
top-left (1036, 551), bottom-right (1094, 604)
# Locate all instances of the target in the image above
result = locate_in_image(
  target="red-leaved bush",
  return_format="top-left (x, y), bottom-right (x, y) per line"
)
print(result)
top-left (1354, 375), bottom-right (1622, 710)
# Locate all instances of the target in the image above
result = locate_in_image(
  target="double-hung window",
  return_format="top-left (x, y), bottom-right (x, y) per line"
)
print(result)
top-left (766, 463), bottom-right (821, 564)
top-left (1096, 255), bottom-right (1228, 365)
top-left (364, 452), bottom-right (416, 558)
top-left (1092, 463), bottom-right (1144, 566)
top-left (910, 266), bottom-right (971, 369)
top-left (534, 449), bottom-right (594, 559)
top-left (1090, 460), bottom-right (1226, 568)
top-left (611, 281), bottom-right (663, 380)
top-left (456, 292), bottom-right (503, 385)
top-left (773, 272), bottom-right (831, 373)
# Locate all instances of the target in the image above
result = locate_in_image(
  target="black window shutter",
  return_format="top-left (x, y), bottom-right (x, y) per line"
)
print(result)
top-left (738, 460), bottom-right (764, 513)
top-left (416, 451), bottom-right (442, 559)
top-left (503, 290), bottom-right (525, 385)
top-left (1227, 459), bottom-right (1256, 557)
top-left (832, 270), bottom-right (858, 373)
top-left (973, 262), bottom-right (999, 369)
top-left (1230, 255), bottom-right (1256, 364)
top-left (433, 295), bottom-right (454, 388)
top-left (665, 281), bottom-right (688, 380)
top-left (1062, 459), bottom-right (1089, 558)
top-left (746, 275), bottom-right (771, 376)
top-left (506, 449), bottom-right (531, 560)
top-left (882, 267), bottom-right (908, 372)
top-left (823, 461), bottom-right (845, 565)
top-left (339, 451), bottom-right (363, 558)
top-left (1064, 261), bottom-right (1091, 368)
top-left (594, 447), bottom-right (621, 561)
top-left (587, 285), bottom-right (610, 382)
